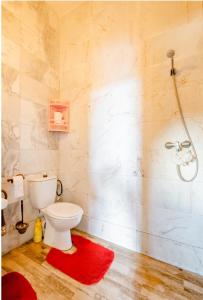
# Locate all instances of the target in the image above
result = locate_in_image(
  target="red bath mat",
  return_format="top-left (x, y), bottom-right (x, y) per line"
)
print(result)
top-left (2, 272), bottom-right (37, 300)
top-left (46, 234), bottom-right (114, 285)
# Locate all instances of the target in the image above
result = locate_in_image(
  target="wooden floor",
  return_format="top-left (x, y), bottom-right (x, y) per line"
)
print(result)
top-left (2, 230), bottom-right (203, 300)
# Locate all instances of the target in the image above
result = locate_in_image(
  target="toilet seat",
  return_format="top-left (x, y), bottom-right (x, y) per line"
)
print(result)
top-left (45, 202), bottom-right (83, 220)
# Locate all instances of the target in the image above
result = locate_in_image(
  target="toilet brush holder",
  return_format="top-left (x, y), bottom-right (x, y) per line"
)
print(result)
top-left (16, 221), bottom-right (29, 234)
top-left (16, 200), bottom-right (29, 234)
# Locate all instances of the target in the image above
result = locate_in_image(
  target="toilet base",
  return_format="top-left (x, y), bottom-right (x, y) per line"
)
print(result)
top-left (43, 218), bottom-right (72, 250)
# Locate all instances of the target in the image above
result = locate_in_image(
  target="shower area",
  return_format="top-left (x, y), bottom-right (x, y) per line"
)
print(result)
top-left (2, 1), bottom-right (203, 276)
top-left (59, 1), bottom-right (203, 275)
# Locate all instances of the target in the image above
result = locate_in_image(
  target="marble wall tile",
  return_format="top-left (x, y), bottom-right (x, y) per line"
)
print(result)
top-left (47, 133), bottom-right (59, 151)
top-left (20, 74), bottom-right (54, 104)
top-left (43, 68), bottom-right (59, 90)
top-left (19, 150), bottom-right (59, 175)
top-left (2, 37), bottom-right (21, 70)
top-left (20, 100), bottom-right (59, 154)
top-left (58, 2), bottom-right (203, 275)
top-left (2, 92), bottom-right (21, 122)
top-left (88, 172), bottom-right (127, 218)
top-left (2, 1), bottom-right (22, 20)
top-left (2, 221), bottom-right (35, 255)
top-left (186, 1), bottom-right (203, 22)
top-left (2, 7), bottom-right (21, 45)
top-left (36, 126), bottom-right (58, 150)
top-left (145, 19), bottom-right (203, 67)
top-left (60, 2), bottom-right (92, 49)
top-left (91, 2), bottom-right (129, 42)
top-left (20, 99), bottom-right (47, 125)
top-left (89, 80), bottom-right (143, 169)
top-left (61, 40), bottom-right (91, 74)
top-left (2, 120), bottom-right (20, 178)
top-left (142, 153), bottom-right (177, 181)
top-left (137, 205), bottom-right (203, 248)
top-left (21, 2), bottom-right (49, 33)
top-left (136, 230), bottom-right (203, 276)
top-left (20, 108), bottom-right (59, 151)
top-left (21, 24), bottom-right (47, 63)
top-left (3, 203), bottom-right (21, 228)
top-left (20, 2), bottom-right (59, 68)
top-left (2, 121), bottom-right (20, 152)
top-left (19, 150), bottom-right (41, 174)
top-left (143, 66), bottom-right (178, 122)
top-left (42, 25), bottom-right (60, 70)
top-left (142, 178), bottom-right (192, 213)
top-left (21, 49), bottom-right (47, 83)
top-left (143, 53), bottom-right (203, 122)
top-left (61, 64), bottom-right (91, 92)
top-left (20, 124), bottom-right (38, 150)
top-left (82, 179), bottom-right (203, 248)
top-left (60, 76), bottom-right (91, 104)
top-left (2, 2), bottom-right (60, 253)
top-left (90, 2), bottom-right (136, 88)
top-left (139, 2), bottom-right (188, 38)
top-left (48, 7), bottom-right (59, 30)
top-left (191, 181), bottom-right (203, 216)
top-left (2, 148), bottom-right (20, 179)
top-left (2, 64), bottom-right (20, 95)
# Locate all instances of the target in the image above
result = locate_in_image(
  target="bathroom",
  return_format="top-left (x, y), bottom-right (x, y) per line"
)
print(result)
top-left (1, 1), bottom-right (203, 299)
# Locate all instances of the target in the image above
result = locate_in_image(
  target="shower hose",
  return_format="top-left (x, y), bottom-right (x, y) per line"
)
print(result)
top-left (171, 73), bottom-right (199, 181)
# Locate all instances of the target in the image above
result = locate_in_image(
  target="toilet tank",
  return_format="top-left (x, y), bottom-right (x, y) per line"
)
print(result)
top-left (27, 175), bottom-right (57, 209)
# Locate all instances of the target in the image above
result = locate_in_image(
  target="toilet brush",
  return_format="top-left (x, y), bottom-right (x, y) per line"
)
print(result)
top-left (16, 200), bottom-right (29, 234)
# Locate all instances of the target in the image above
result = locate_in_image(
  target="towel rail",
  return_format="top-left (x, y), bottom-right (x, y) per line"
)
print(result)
top-left (7, 174), bottom-right (25, 183)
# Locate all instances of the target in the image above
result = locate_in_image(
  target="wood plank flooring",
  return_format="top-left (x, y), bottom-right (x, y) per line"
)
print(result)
top-left (2, 230), bottom-right (203, 300)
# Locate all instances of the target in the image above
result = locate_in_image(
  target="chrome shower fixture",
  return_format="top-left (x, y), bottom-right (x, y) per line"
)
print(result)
top-left (181, 140), bottom-right (192, 148)
top-left (165, 49), bottom-right (198, 181)
top-left (165, 140), bottom-right (191, 152)
top-left (166, 49), bottom-right (176, 75)
top-left (166, 49), bottom-right (175, 58)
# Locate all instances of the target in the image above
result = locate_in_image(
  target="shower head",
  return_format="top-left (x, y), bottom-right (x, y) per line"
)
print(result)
top-left (166, 49), bottom-right (175, 58)
top-left (167, 49), bottom-right (176, 75)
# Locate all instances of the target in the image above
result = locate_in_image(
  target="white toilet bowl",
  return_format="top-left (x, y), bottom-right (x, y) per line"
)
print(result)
top-left (42, 202), bottom-right (83, 250)
top-left (28, 174), bottom-right (83, 251)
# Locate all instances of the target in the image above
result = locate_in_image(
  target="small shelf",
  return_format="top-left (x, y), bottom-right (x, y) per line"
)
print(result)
top-left (49, 127), bottom-right (68, 132)
top-left (48, 101), bottom-right (69, 132)
top-left (50, 103), bottom-right (68, 108)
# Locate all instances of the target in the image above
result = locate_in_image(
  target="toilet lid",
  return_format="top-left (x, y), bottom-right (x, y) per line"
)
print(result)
top-left (46, 202), bottom-right (83, 219)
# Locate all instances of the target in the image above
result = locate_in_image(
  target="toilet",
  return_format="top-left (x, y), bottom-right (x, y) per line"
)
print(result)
top-left (27, 174), bottom-right (83, 250)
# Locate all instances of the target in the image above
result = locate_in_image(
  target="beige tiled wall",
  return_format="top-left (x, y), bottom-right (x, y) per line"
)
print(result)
top-left (58, 1), bottom-right (203, 275)
top-left (2, 1), bottom-right (60, 253)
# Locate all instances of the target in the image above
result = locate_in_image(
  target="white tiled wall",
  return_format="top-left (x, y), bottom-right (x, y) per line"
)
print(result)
top-left (2, 2), bottom-right (59, 253)
top-left (58, 1), bottom-right (203, 275)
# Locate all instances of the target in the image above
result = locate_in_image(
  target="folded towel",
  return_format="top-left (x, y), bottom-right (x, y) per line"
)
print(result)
top-left (13, 175), bottom-right (24, 199)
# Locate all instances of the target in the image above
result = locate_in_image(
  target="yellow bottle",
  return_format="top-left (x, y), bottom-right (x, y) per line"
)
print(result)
top-left (34, 218), bottom-right (42, 243)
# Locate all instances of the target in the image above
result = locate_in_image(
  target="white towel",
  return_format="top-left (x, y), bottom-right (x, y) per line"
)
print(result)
top-left (54, 112), bottom-right (63, 124)
top-left (13, 175), bottom-right (24, 199)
